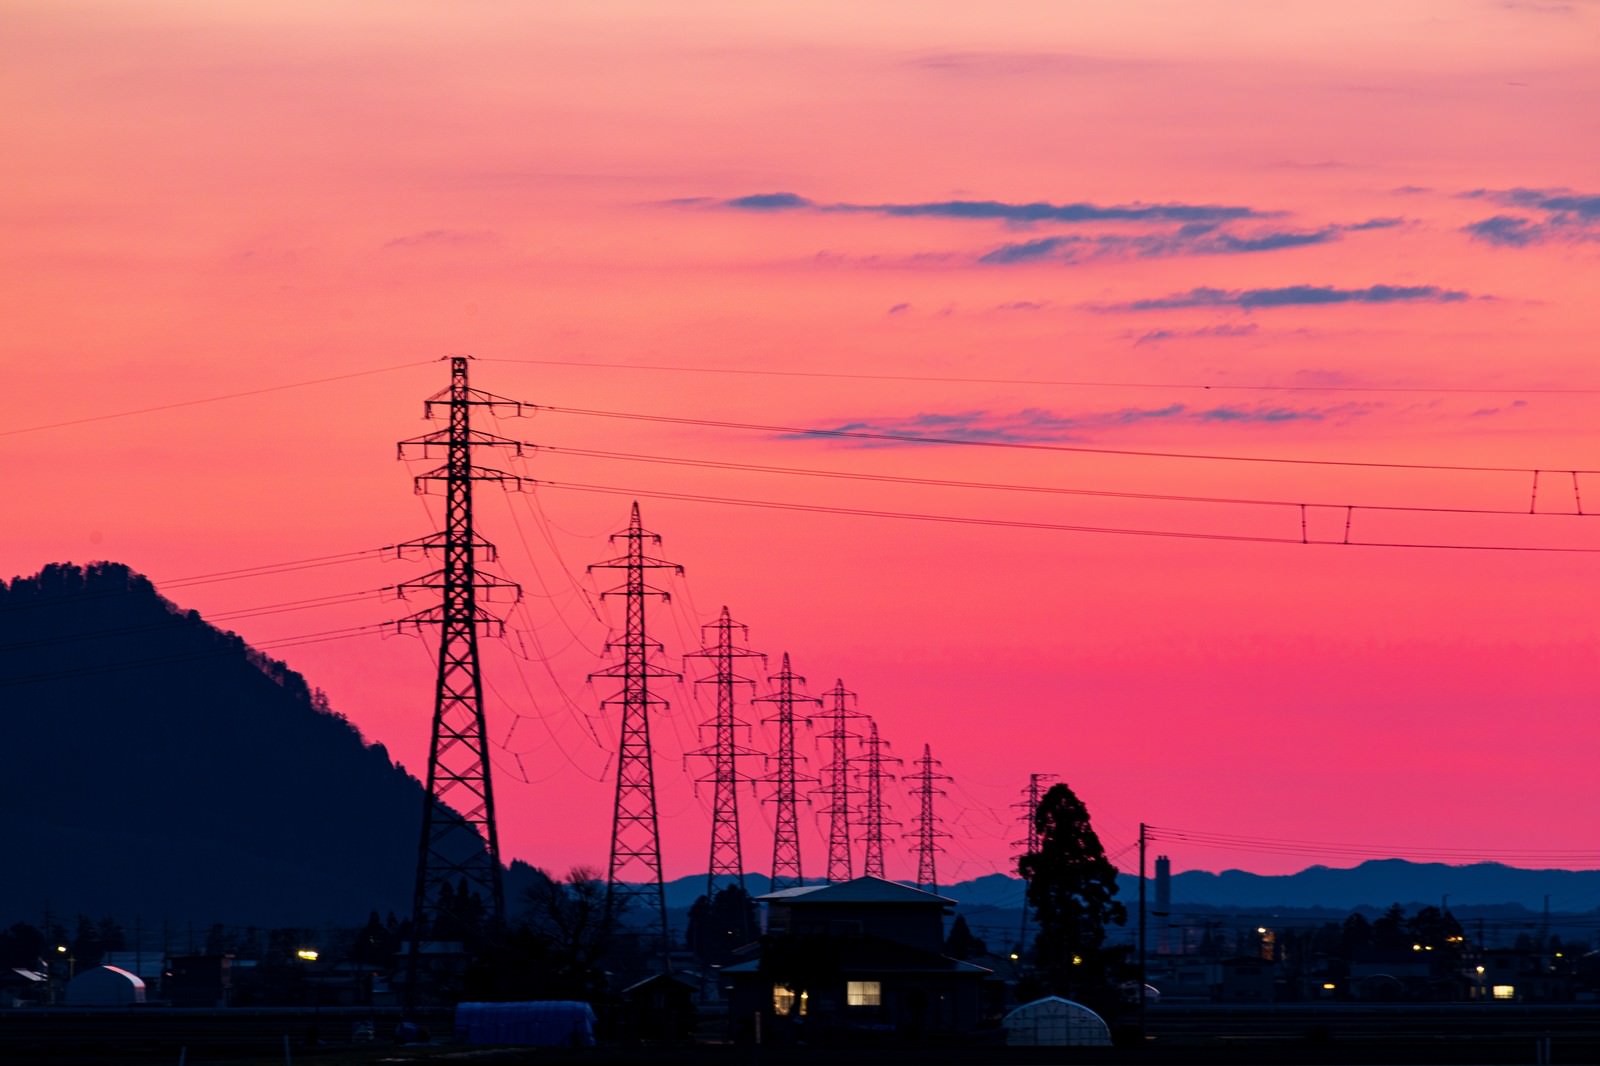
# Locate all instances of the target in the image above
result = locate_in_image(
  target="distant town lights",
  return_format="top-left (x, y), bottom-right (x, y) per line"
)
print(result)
top-left (295, 949), bottom-right (319, 961)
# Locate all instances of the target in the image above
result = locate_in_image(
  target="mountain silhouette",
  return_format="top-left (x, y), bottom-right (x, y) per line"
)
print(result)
top-left (0, 562), bottom-right (446, 928)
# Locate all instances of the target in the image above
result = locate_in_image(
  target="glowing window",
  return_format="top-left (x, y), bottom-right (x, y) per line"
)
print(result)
top-left (1492, 985), bottom-right (1516, 1000)
top-left (772, 986), bottom-right (796, 1016)
top-left (846, 980), bottom-right (881, 1007)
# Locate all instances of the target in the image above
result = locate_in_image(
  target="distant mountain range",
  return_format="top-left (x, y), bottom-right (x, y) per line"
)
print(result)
top-left (4, 562), bottom-right (1596, 934)
top-left (662, 861), bottom-right (1600, 916)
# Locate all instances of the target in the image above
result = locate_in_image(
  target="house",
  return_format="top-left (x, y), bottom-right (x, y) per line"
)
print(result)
top-left (724, 877), bottom-right (991, 1045)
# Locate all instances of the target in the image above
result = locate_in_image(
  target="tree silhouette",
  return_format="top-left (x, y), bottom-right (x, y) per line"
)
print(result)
top-left (1017, 782), bottom-right (1126, 1000)
top-left (944, 914), bottom-right (986, 960)
top-left (686, 884), bottom-right (758, 967)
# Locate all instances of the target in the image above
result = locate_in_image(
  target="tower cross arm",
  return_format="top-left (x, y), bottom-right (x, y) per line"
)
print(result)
top-left (409, 464), bottom-right (534, 492)
top-left (420, 386), bottom-right (533, 417)
top-left (397, 427), bottom-right (532, 458)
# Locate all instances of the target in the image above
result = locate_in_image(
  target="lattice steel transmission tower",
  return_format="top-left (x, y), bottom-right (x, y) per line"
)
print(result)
top-left (1013, 771), bottom-right (1056, 949)
top-left (906, 744), bottom-right (953, 894)
top-left (858, 720), bottom-right (902, 879)
top-left (589, 503), bottom-right (682, 961)
top-left (396, 356), bottom-right (530, 948)
top-left (754, 653), bottom-right (820, 892)
top-left (685, 606), bottom-right (764, 902)
top-left (812, 680), bottom-right (868, 882)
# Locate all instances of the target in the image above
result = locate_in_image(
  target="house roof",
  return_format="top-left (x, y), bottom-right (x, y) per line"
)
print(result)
top-left (722, 934), bottom-right (991, 977)
top-left (758, 876), bottom-right (955, 906)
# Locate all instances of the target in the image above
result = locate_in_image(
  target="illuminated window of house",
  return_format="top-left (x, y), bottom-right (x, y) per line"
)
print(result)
top-left (846, 980), bottom-right (881, 1007)
top-left (772, 986), bottom-right (796, 1016)
top-left (1492, 985), bottom-right (1515, 1000)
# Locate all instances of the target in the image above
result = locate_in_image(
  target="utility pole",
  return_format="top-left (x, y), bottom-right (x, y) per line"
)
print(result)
top-left (1012, 772), bottom-right (1056, 953)
top-left (813, 680), bottom-right (868, 882)
top-left (859, 720), bottom-right (902, 879)
top-left (685, 606), bottom-right (764, 903)
top-left (589, 503), bottom-right (683, 966)
top-left (1139, 822), bottom-right (1148, 1040)
top-left (396, 356), bottom-right (529, 1004)
top-left (906, 744), bottom-right (952, 894)
top-left (754, 653), bottom-right (819, 893)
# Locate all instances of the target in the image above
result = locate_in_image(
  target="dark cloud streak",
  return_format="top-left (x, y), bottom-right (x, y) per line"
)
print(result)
top-left (712, 191), bottom-right (1263, 224)
top-left (1101, 284), bottom-right (1471, 312)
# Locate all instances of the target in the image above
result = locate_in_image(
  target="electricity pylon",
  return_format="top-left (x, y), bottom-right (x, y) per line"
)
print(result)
top-left (858, 719), bottom-right (901, 879)
top-left (589, 503), bottom-right (682, 964)
top-left (906, 743), bottom-right (953, 894)
top-left (685, 606), bottom-right (764, 902)
top-left (1013, 771), bottom-right (1057, 950)
top-left (812, 680), bottom-right (868, 882)
top-left (395, 356), bottom-right (530, 998)
top-left (753, 653), bottom-right (820, 892)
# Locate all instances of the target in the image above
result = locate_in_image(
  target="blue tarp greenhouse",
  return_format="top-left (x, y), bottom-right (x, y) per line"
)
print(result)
top-left (455, 1000), bottom-right (597, 1046)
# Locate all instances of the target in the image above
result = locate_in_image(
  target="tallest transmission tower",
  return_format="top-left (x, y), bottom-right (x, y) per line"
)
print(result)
top-left (396, 356), bottom-right (530, 938)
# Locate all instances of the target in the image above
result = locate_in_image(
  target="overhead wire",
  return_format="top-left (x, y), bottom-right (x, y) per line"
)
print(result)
top-left (4, 358), bottom-right (438, 439)
top-left (1146, 825), bottom-right (1600, 868)
top-left (542, 444), bottom-right (1592, 520)
top-left (540, 480), bottom-right (1600, 554)
top-left (479, 356), bottom-right (1600, 397)
top-left (536, 402), bottom-right (1600, 475)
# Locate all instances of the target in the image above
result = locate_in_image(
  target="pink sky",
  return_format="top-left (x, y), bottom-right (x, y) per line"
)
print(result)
top-left (5, 2), bottom-right (1600, 891)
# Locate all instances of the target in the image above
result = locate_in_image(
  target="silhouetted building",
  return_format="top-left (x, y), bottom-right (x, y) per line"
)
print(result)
top-left (724, 877), bottom-right (991, 1045)
top-left (166, 955), bottom-right (231, 1007)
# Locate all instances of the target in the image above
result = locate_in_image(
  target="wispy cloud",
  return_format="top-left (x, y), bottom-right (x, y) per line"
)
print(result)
top-left (906, 51), bottom-right (1123, 77)
top-left (1133, 323), bottom-right (1260, 346)
top-left (1099, 284), bottom-right (1472, 312)
top-left (785, 404), bottom-right (1352, 447)
top-left (1469, 399), bottom-right (1530, 418)
top-left (1498, 1), bottom-right (1575, 15)
top-left (383, 228), bottom-right (497, 250)
top-left (1460, 187), bottom-right (1600, 246)
top-left (977, 218), bottom-right (1402, 265)
top-left (709, 192), bottom-right (1264, 225)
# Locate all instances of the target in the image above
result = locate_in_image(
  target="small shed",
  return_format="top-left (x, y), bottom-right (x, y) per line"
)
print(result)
top-left (620, 972), bottom-right (698, 1040)
top-left (1002, 996), bottom-right (1111, 1046)
top-left (454, 1000), bottom-right (596, 1047)
top-left (65, 965), bottom-right (147, 1007)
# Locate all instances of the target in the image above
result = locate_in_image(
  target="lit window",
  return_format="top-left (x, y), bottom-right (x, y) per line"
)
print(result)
top-left (846, 980), bottom-right (881, 1007)
top-left (1492, 985), bottom-right (1515, 1000)
top-left (772, 986), bottom-right (795, 1016)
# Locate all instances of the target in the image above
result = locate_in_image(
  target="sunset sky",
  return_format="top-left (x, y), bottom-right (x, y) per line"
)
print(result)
top-left (6, 1), bottom-right (1600, 895)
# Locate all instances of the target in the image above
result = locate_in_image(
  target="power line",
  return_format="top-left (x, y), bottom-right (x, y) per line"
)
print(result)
top-left (543, 445), bottom-right (1592, 519)
top-left (0, 587), bottom-right (391, 653)
top-left (1146, 825), bottom-right (1600, 867)
top-left (540, 480), bottom-right (1600, 554)
top-left (4, 358), bottom-right (437, 438)
top-left (536, 404), bottom-right (1599, 475)
top-left (161, 547), bottom-right (400, 589)
top-left (479, 356), bottom-right (1600, 396)
top-left (0, 622), bottom-right (390, 687)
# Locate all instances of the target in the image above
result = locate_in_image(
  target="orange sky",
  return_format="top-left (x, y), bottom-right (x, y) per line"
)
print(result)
top-left (5, 1), bottom-right (1600, 891)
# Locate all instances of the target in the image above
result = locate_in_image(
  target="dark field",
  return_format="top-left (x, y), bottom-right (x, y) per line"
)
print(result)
top-left (4, 1004), bottom-right (1599, 1066)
